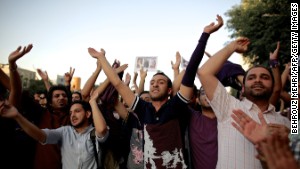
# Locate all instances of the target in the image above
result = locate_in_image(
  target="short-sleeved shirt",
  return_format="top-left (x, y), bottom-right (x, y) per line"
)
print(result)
top-left (130, 92), bottom-right (189, 169)
top-left (210, 82), bottom-right (290, 169)
top-left (42, 125), bottom-right (108, 169)
top-left (189, 107), bottom-right (218, 169)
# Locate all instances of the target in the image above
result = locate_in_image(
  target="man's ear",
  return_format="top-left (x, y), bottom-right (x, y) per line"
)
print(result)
top-left (86, 111), bottom-right (92, 118)
top-left (168, 88), bottom-right (172, 96)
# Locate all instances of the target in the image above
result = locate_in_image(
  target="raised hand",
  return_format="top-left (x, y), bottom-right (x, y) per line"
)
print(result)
top-left (203, 14), bottom-right (224, 34)
top-left (269, 42), bottom-right (280, 60)
top-left (124, 73), bottom-right (131, 86)
top-left (8, 44), bottom-right (33, 64)
top-left (88, 48), bottom-right (106, 58)
top-left (64, 67), bottom-right (75, 84)
top-left (115, 64), bottom-right (128, 74)
top-left (171, 51), bottom-right (181, 70)
top-left (89, 90), bottom-right (100, 103)
top-left (257, 134), bottom-right (298, 169)
top-left (231, 109), bottom-right (268, 144)
top-left (132, 72), bottom-right (138, 84)
top-left (232, 37), bottom-right (250, 53)
top-left (37, 69), bottom-right (49, 81)
top-left (0, 100), bottom-right (19, 119)
top-left (140, 66), bottom-right (147, 79)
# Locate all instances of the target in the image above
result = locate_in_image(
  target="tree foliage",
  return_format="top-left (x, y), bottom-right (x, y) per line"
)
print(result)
top-left (226, 0), bottom-right (292, 67)
top-left (27, 79), bottom-right (50, 95)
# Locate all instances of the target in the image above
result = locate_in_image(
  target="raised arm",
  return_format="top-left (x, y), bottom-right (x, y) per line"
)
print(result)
top-left (0, 100), bottom-right (46, 143)
top-left (137, 67), bottom-right (147, 95)
top-left (280, 63), bottom-right (291, 103)
top-left (172, 70), bottom-right (185, 97)
top-left (88, 48), bottom-right (136, 108)
top-left (81, 56), bottom-right (102, 101)
top-left (198, 38), bottom-right (250, 100)
top-left (64, 67), bottom-right (75, 89)
top-left (171, 51), bottom-right (181, 79)
top-left (89, 92), bottom-right (108, 138)
top-left (131, 72), bottom-right (139, 94)
top-left (8, 44), bottom-right (33, 108)
top-left (180, 15), bottom-right (223, 100)
top-left (268, 42), bottom-right (281, 106)
top-left (92, 64), bottom-right (128, 97)
top-left (37, 69), bottom-right (51, 91)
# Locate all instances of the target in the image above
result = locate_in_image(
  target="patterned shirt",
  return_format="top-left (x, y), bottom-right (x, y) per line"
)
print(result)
top-left (210, 82), bottom-right (290, 169)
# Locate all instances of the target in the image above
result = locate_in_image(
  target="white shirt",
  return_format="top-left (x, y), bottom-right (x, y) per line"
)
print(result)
top-left (210, 82), bottom-right (290, 169)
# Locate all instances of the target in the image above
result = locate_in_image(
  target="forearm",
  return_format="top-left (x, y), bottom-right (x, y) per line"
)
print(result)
top-left (137, 78), bottom-right (145, 95)
top-left (182, 32), bottom-right (209, 87)
top-left (93, 78), bottom-right (110, 96)
top-left (15, 113), bottom-right (46, 143)
top-left (173, 68), bottom-right (179, 80)
top-left (90, 101), bottom-right (108, 137)
top-left (43, 79), bottom-right (51, 91)
top-left (172, 70), bottom-right (185, 96)
top-left (98, 57), bottom-right (123, 88)
top-left (281, 69), bottom-right (289, 89)
top-left (81, 67), bottom-right (101, 100)
top-left (114, 100), bottom-right (129, 119)
top-left (8, 62), bottom-right (22, 107)
top-left (269, 67), bottom-right (281, 106)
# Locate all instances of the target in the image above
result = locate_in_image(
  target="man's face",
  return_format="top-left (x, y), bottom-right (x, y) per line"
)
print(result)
top-left (243, 67), bottom-right (273, 100)
top-left (149, 75), bottom-right (171, 101)
top-left (72, 93), bottom-right (81, 102)
top-left (140, 93), bottom-right (151, 102)
top-left (39, 93), bottom-right (47, 108)
top-left (69, 103), bottom-right (89, 128)
top-left (51, 90), bottom-right (68, 110)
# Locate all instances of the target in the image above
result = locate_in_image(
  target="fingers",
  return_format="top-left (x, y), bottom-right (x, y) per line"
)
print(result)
top-left (216, 14), bottom-right (224, 27)
top-left (70, 67), bottom-right (75, 76)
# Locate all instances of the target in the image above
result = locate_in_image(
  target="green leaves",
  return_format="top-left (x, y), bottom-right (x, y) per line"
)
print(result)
top-left (225, 0), bottom-right (291, 67)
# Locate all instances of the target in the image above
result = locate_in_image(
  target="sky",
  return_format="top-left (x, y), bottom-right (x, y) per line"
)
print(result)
top-left (0, 0), bottom-right (246, 90)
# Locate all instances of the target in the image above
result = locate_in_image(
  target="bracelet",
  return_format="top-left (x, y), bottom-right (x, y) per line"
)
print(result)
top-left (269, 59), bottom-right (279, 68)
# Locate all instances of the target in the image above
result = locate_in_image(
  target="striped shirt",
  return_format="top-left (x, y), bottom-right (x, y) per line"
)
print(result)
top-left (210, 82), bottom-right (290, 169)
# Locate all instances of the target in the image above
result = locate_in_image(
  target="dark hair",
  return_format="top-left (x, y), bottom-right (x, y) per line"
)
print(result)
top-left (47, 85), bottom-right (71, 108)
top-left (243, 65), bottom-right (274, 86)
top-left (70, 100), bottom-right (93, 123)
top-left (139, 91), bottom-right (149, 97)
top-left (72, 91), bottom-right (82, 100)
top-left (153, 72), bottom-right (172, 88)
top-left (71, 100), bottom-right (92, 112)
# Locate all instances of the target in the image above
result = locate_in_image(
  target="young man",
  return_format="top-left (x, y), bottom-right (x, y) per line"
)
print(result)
top-left (88, 14), bottom-right (223, 168)
top-left (0, 93), bottom-right (108, 169)
top-left (198, 38), bottom-right (290, 169)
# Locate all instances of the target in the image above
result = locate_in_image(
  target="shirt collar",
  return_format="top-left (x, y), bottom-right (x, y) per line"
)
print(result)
top-left (242, 98), bottom-right (275, 114)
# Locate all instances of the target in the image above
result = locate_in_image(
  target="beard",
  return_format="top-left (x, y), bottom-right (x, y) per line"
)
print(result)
top-left (244, 84), bottom-right (272, 100)
top-left (71, 118), bottom-right (85, 128)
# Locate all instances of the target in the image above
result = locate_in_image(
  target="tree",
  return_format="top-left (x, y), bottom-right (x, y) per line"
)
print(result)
top-left (27, 79), bottom-right (51, 95)
top-left (226, 0), bottom-right (292, 66)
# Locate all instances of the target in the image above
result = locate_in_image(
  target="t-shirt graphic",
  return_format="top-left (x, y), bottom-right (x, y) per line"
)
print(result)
top-left (144, 119), bottom-right (187, 169)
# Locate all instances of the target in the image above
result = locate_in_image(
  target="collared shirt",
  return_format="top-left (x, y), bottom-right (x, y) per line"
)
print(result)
top-left (210, 82), bottom-right (290, 169)
top-left (42, 125), bottom-right (109, 169)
